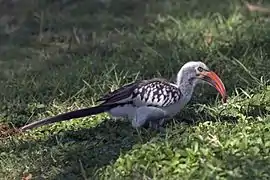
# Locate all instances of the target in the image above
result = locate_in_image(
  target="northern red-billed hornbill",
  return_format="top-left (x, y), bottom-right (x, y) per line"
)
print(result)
top-left (19, 61), bottom-right (227, 132)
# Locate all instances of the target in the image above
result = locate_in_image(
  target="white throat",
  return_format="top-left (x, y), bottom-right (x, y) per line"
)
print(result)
top-left (176, 68), bottom-right (196, 101)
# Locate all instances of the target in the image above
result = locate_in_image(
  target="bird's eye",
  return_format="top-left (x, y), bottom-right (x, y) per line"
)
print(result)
top-left (197, 67), bottom-right (204, 72)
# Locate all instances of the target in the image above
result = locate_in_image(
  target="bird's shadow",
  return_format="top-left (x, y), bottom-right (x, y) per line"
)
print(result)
top-left (12, 118), bottom-right (163, 179)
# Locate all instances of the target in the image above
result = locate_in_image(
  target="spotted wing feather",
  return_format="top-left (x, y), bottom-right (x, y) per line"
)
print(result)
top-left (97, 78), bottom-right (182, 108)
top-left (132, 79), bottom-right (182, 107)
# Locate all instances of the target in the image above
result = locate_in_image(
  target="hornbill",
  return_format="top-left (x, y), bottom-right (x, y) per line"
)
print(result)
top-left (19, 61), bottom-right (227, 132)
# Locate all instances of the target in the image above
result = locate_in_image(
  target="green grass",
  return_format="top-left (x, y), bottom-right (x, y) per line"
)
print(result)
top-left (0, 0), bottom-right (270, 179)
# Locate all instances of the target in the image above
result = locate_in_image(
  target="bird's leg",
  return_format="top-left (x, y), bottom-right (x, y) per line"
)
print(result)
top-left (132, 106), bottom-right (167, 130)
top-left (149, 118), bottom-right (166, 132)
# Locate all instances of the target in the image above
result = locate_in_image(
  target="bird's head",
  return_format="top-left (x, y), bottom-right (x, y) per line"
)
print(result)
top-left (177, 61), bottom-right (227, 103)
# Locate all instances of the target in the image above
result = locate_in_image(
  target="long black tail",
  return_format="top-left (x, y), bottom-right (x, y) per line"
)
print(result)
top-left (20, 104), bottom-right (114, 132)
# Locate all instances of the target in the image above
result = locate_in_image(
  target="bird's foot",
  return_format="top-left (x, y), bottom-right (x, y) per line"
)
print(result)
top-left (149, 119), bottom-right (166, 133)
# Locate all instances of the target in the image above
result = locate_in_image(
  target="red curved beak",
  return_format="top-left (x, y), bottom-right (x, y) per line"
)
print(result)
top-left (200, 71), bottom-right (227, 103)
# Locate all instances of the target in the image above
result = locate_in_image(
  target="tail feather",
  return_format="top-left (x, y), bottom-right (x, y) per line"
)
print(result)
top-left (20, 105), bottom-right (113, 132)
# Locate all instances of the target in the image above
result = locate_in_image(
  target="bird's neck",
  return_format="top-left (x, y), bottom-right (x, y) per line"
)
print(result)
top-left (176, 70), bottom-right (195, 100)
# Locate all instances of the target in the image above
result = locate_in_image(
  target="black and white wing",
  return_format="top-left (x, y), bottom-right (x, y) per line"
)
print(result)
top-left (97, 78), bottom-right (182, 108)
top-left (96, 81), bottom-right (139, 104)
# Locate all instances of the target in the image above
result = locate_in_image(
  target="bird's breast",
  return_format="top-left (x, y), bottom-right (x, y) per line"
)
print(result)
top-left (162, 97), bottom-right (190, 117)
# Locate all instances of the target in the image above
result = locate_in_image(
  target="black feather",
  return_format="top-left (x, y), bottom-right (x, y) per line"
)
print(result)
top-left (20, 104), bottom-right (120, 131)
top-left (97, 81), bottom-right (139, 104)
